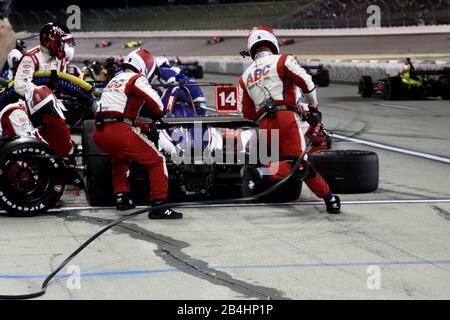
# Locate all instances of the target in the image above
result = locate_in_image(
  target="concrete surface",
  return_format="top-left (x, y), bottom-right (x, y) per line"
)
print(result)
top-left (0, 74), bottom-right (450, 300)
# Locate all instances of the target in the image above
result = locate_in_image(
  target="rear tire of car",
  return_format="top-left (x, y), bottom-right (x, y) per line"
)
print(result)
top-left (81, 120), bottom-right (114, 206)
top-left (439, 76), bottom-right (450, 100)
top-left (241, 166), bottom-right (302, 203)
top-left (194, 65), bottom-right (204, 79)
top-left (383, 77), bottom-right (403, 100)
top-left (317, 69), bottom-right (330, 87)
top-left (310, 150), bottom-right (379, 194)
top-left (0, 138), bottom-right (66, 216)
top-left (359, 76), bottom-right (373, 98)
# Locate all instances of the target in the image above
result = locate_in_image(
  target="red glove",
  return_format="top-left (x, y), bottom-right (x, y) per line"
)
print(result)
top-left (133, 119), bottom-right (150, 135)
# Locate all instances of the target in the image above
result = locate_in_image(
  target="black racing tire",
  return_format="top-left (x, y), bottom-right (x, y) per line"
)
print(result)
top-left (383, 77), bottom-right (403, 100)
top-left (359, 76), bottom-right (373, 98)
top-left (311, 150), bottom-right (379, 194)
top-left (81, 120), bottom-right (114, 206)
top-left (317, 69), bottom-right (330, 87)
top-left (241, 166), bottom-right (302, 203)
top-left (439, 76), bottom-right (450, 100)
top-left (194, 65), bottom-right (204, 79)
top-left (0, 138), bottom-right (66, 216)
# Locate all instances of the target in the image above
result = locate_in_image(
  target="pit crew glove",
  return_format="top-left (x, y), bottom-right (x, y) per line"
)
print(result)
top-left (147, 127), bottom-right (160, 146)
top-left (303, 106), bottom-right (322, 127)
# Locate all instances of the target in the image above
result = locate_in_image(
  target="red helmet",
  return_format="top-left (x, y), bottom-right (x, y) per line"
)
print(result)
top-left (40, 22), bottom-right (74, 60)
top-left (123, 48), bottom-right (156, 79)
top-left (26, 86), bottom-right (66, 123)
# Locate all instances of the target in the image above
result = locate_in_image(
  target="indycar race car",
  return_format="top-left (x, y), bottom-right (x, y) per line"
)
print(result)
top-left (95, 40), bottom-right (112, 48)
top-left (279, 37), bottom-right (295, 46)
top-left (0, 74), bottom-right (379, 216)
top-left (206, 36), bottom-right (225, 45)
top-left (301, 64), bottom-right (330, 87)
top-left (122, 40), bottom-right (143, 49)
top-left (170, 57), bottom-right (204, 79)
top-left (359, 58), bottom-right (450, 100)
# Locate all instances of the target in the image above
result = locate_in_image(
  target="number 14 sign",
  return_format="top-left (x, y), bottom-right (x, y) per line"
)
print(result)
top-left (215, 86), bottom-right (239, 113)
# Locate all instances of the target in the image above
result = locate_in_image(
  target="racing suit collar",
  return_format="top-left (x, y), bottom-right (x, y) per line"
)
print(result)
top-left (254, 50), bottom-right (273, 61)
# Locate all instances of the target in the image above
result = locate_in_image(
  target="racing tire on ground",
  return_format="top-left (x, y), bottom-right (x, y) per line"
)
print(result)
top-left (0, 137), bottom-right (66, 216)
top-left (359, 76), bottom-right (373, 98)
top-left (383, 77), bottom-right (403, 100)
top-left (241, 166), bottom-right (302, 203)
top-left (81, 120), bottom-right (114, 206)
top-left (194, 66), bottom-right (204, 79)
top-left (316, 69), bottom-right (330, 87)
top-left (439, 76), bottom-right (450, 100)
top-left (310, 150), bottom-right (379, 194)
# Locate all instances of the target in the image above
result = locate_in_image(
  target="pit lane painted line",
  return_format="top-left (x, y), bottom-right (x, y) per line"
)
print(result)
top-left (2, 258), bottom-right (450, 281)
top-left (1, 198), bottom-right (445, 214)
top-left (333, 133), bottom-right (450, 164)
top-left (373, 103), bottom-right (420, 111)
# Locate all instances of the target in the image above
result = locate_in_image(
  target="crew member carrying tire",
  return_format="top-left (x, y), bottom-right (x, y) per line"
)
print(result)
top-left (238, 26), bottom-right (341, 214)
top-left (93, 48), bottom-right (183, 220)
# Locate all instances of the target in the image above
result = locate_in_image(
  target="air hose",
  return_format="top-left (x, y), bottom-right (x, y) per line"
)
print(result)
top-left (0, 140), bottom-right (313, 300)
top-left (0, 71), bottom-right (100, 108)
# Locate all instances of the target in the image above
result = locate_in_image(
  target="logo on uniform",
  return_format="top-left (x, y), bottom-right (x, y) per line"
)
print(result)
top-left (246, 64), bottom-right (272, 86)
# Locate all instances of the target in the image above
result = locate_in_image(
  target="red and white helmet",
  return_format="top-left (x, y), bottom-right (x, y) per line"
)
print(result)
top-left (25, 86), bottom-right (66, 120)
top-left (40, 22), bottom-right (74, 60)
top-left (247, 26), bottom-right (279, 60)
top-left (123, 48), bottom-right (156, 79)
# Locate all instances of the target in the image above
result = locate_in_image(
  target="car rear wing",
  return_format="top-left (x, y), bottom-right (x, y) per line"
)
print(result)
top-left (411, 68), bottom-right (450, 76)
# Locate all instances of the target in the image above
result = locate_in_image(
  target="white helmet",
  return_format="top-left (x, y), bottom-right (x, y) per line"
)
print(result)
top-left (123, 48), bottom-right (156, 79)
top-left (247, 26), bottom-right (279, 60)
top-left (155, 56), bottom-right (170, 69)
top-left (7, 49), bottom-right (22, 69)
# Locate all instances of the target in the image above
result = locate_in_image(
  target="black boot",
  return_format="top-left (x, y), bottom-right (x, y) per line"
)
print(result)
top-left (148, 201), bottom-right (183, 220)
top-left (115, 193), bottom-right (136, 211)
top-left (325, 195), bottom-right (341, 214)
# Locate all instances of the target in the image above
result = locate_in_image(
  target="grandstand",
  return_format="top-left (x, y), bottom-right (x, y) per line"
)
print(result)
top-left (8, 0), bottom-right (450, 32)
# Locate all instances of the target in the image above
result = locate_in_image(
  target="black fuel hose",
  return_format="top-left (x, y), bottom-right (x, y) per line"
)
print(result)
top-left (0, 136), bottom-right (315, 300)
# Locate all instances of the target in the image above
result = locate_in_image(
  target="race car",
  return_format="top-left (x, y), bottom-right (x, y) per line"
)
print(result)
top-left (359, 58), bottom-right (450, 100)
top-left (301, 64), bottom-right (330, 87)
top-left (279, 37), bottom-right (295, 46)
top-left (121, 40), bottom-right (143, 49)
top-left (95, 40), bottom-right (112, 48)
top-left (170, 57), bottom-right (204, 79)
top-left (206, 36), bottom-right (225, 45)
top-left (0, 77), bottom-right (379, 216)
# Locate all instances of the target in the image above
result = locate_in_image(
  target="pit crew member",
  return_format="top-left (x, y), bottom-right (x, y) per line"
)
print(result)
top-left (238, 26), bottom-right (340, 214)
top-left (13, 22), bottom-right (75, 156)
top-left (93, 48), bottom-right (183, 219)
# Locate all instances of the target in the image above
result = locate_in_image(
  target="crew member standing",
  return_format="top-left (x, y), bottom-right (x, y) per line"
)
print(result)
top-left (93, 48), bottom-right (183, 219)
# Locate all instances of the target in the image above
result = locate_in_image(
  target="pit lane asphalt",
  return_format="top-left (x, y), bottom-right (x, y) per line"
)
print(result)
top-left (0, 73), bottom-right (449, 300)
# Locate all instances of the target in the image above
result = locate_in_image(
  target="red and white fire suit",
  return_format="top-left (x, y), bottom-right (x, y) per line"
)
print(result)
top-left (0, 102), bottom-right (42, 139)
top-left (238, 51), bottom-right (330, 199)
top-left (14, 46), bottom-right (72, 156)
top-left (93, 71), bottom-right (168, 202)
